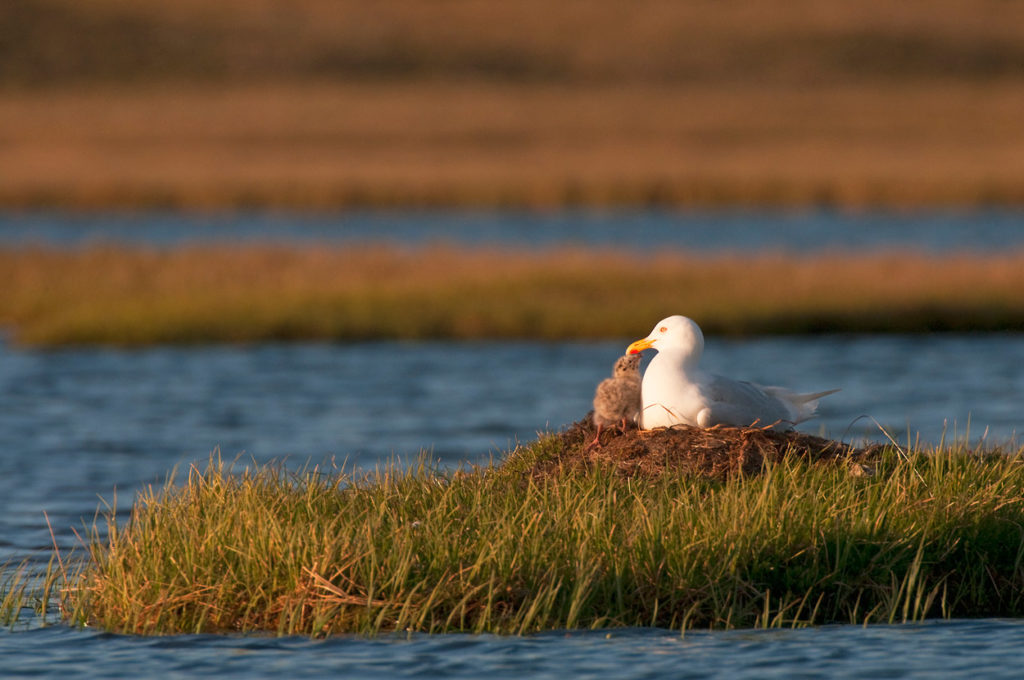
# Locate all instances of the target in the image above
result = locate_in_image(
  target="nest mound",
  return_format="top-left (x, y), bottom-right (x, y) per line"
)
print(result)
top-left (527, 413), bottom-right (880, 480)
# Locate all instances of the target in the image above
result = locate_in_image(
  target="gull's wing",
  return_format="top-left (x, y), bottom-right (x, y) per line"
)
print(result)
top-left (700, 375), bottom-right (796, 429)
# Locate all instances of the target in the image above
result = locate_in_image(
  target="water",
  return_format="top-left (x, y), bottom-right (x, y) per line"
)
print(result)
top-left (2, 335), bottom-right (1024, 677)
top-left (2, 209), bottom-right (1023, 252)
top-left (5, 620), bottom-right (1024, 679)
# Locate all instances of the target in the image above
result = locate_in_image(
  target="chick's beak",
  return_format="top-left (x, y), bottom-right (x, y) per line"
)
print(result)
top-left (626, 337), bottom-right (656, 354)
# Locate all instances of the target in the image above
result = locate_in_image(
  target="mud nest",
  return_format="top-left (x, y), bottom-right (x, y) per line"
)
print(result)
top-left (525, 412), bottom-right (881, 480)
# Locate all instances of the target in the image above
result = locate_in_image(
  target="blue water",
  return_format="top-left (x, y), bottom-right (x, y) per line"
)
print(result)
top-left (4, 210), bottom-right (1024, 677)
top-left (1, 209), bottom-right (1023, 252)
top-left (5, 620), bottom-right (1024, 679)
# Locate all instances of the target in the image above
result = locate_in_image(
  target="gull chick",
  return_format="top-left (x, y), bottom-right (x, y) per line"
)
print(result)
top-left (590, 353), bottom-right (642, 448)
top-left (626, 315), bottom-right (838, 431)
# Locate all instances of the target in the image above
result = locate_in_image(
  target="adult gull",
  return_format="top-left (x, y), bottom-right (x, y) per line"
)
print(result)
top-left (626, 315), bottom-right (838, 431)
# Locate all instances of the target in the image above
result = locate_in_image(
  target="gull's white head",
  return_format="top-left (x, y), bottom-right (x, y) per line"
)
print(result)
top-left (625, 315), bottom-right (704, 364)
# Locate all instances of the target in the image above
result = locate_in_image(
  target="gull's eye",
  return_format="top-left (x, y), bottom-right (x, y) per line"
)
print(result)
top-left (659, 326), bottom-right (667, 332)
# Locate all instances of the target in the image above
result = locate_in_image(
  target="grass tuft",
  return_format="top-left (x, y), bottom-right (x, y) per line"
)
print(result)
top-left (18, 436), bottom-right (1017, 636)
top-left (7, 432), bottom-right (1024, 636)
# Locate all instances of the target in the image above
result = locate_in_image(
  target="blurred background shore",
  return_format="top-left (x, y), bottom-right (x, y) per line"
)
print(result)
top-left (2, 0), bottom-right (1023, 210)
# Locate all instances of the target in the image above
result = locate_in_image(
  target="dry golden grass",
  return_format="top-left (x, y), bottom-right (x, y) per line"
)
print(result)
top-left (2, 245), bottom-right (1024, 345)
top-left (7, 0), bottom-right (1024, 86)
top-left (1, 0), bottom-right (1023, 208)
top-left (1, 82), bottom-right (1022, 209)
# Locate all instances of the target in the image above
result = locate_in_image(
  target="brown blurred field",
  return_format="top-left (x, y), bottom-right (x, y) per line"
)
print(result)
top-left (2, 0), bottom-right (1023, 209)
top-left (3, 245), bottom-right (1024, 346)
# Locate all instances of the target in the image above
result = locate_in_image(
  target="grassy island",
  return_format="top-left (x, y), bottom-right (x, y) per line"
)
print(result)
top-left (5, 421), bottom-right (1024, 636)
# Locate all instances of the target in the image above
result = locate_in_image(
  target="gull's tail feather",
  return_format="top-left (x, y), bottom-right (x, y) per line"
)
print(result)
top-left (792, 388), bottom-right (842, 404)
top-left (762, 387), bottom-right (841, 423)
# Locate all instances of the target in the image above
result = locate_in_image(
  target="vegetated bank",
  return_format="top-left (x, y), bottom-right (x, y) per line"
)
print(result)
top-left (6, 418), bottom-right (1024, 636)
top-left (3, 1), bottom-right (1024, 211)
top-left (4, 245), bottom-right (1024, 346)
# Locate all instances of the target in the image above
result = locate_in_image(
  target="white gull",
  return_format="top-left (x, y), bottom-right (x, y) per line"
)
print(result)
top-left (625, 315), bottom-right (838, 431)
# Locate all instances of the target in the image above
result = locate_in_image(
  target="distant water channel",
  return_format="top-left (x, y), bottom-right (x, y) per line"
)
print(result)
top-left (2, 208), bottom-right (1023, 252)
top-left (3, 210), bottom-right (1024, 678)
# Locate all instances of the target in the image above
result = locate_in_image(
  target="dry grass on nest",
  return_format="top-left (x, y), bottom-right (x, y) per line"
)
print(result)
top-left (527, 414), bottom-right (878, 479)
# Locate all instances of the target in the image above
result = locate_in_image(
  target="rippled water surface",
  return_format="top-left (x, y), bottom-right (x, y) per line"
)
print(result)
top-left (5, 619), bottom-right (1024, 679)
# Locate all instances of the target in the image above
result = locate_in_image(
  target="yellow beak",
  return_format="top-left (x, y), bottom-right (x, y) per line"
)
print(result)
top-left (626, 337), bottom-right (656, 354)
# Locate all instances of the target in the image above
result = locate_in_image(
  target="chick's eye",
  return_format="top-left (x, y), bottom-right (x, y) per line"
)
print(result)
top-left (659, 326), bottom-right (667, 332)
